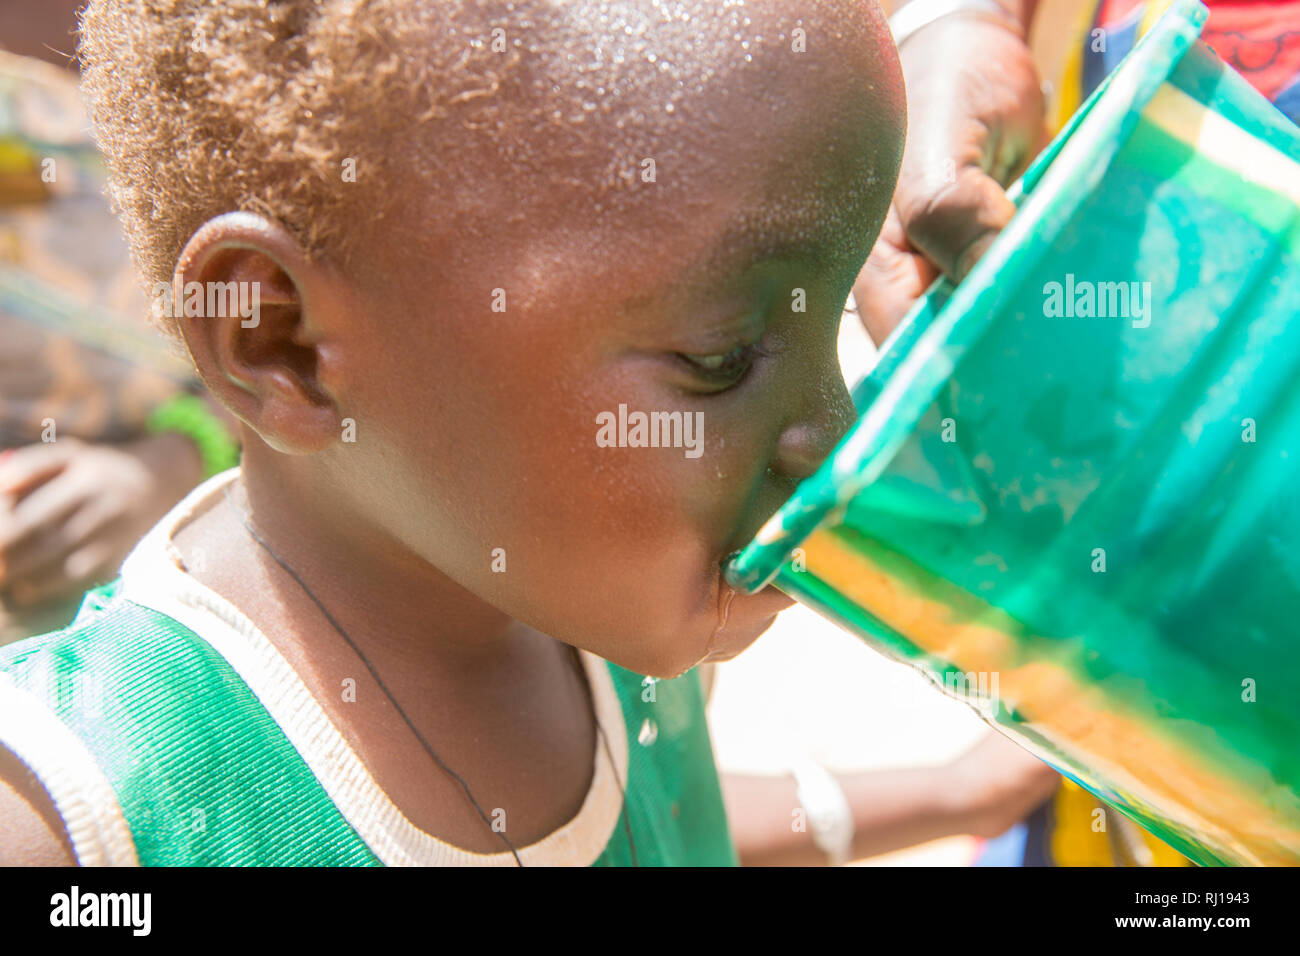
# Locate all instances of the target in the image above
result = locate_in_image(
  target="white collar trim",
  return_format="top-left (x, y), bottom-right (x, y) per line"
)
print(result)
top-left (118, 468), bottom-right (629, 866)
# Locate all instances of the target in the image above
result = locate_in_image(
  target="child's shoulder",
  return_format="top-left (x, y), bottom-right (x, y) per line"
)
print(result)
top-left (0, 583), bottom-right (381, 865)
top-left (0, 585), bottom-right (155, 866)
top-left (0, 580), bottom-right (737, 866)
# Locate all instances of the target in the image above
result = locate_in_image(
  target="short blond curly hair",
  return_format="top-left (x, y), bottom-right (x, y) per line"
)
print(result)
top-left (78, 0), bottom-right (870, 334)
top-left (80, 0), bottom-right (477, 333)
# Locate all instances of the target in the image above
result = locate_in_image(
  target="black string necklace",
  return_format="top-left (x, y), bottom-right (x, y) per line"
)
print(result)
top-left (220, 482), bottom-right (637, 867)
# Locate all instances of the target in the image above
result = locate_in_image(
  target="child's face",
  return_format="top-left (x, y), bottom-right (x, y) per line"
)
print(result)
top-left (318, 11), bottom-right (903, 678)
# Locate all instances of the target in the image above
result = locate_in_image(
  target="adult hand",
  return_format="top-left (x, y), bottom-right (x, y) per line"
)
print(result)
top-left (854, 13), bottom-right (1046, 344)
top-left (0, 433), bottom-right (202, 608)
top-left (949, 729), bottom-right (1061, 838)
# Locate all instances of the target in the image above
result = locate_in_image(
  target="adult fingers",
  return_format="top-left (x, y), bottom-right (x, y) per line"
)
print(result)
top-left (852, 207), bottom-right (941, 345)
top-left (0, 470), bottom-right (88, 563)
top-left (0, 441), bottom-right (73, 498)
top-left (895, 163), bottom-right (1020, 283)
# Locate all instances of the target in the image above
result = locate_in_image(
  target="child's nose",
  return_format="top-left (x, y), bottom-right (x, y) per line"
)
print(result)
top-left (767, 375), bottom-right (857, 482)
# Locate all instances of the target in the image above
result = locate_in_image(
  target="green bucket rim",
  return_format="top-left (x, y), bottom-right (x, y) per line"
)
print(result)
top-left (724, 0), bottom-right (1209, 593)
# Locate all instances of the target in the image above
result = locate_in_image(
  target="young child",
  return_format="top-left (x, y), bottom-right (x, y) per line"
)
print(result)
top-left (0, 0), bottom-right (1048, 865)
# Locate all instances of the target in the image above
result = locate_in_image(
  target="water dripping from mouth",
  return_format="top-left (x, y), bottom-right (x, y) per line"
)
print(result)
top-left (705, 583), bottom-right (737, 660)
top-left (718, 585), bottom-right (736, 629)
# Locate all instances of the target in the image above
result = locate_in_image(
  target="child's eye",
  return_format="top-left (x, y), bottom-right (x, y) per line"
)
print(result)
top-left (677, 342), bottom-right (765, 387)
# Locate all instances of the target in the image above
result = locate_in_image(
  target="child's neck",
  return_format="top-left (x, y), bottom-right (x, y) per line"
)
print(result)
top-left (171, 449), bottom-right (599, 851)
top-left (234, 444), bottom-right (523, 675)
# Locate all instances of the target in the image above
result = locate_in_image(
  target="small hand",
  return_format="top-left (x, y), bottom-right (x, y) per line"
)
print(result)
top-left (0, 433), bottom-right (202, 608)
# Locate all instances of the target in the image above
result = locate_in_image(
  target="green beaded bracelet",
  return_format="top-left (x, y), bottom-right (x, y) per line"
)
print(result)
top-left (145, 393), bottom-right (240, 479)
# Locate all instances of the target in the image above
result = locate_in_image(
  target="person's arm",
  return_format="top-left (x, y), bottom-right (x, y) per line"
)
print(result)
top-left (721, 730), bottom-right (1060, 866)
top-left (854, 0), bottom-right (1049, 344)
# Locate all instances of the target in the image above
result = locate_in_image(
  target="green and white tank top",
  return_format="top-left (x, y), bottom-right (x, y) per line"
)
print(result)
top-left (0, 470), bottom-right (738, 866)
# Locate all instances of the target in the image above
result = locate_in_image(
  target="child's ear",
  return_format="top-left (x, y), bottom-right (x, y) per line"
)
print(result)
top-left (173, 212), bottom-right (343, 455)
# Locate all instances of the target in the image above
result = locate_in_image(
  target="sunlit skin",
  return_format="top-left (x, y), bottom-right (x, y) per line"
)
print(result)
top-left (154, 1), bottom-right (906, 853)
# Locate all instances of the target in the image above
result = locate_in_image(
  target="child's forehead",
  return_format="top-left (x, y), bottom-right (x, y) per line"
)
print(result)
top-left (388, 0), bottom-right (892, 157)
top-left (392, 123), bottom-right (882, 312)
top-left (392, 6), bottom-right (897, 215)
top-left (369, 0), bottom-right (900, 303)
top-left (389, 170), bottom-right (878, 349)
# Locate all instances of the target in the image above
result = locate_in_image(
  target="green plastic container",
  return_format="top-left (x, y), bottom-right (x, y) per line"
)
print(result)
top-left (726, 0), bottom-right (1300, 866)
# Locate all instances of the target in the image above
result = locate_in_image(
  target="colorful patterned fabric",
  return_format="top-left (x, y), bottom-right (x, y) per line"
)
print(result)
top-left (0, 49), bottom-right (194, 449)
top-left (1059, 0), bottom-right (1300, 128)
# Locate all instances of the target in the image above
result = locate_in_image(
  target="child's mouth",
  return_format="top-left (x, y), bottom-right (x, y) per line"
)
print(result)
top-left (696, 564), bottom-right (794, 667)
